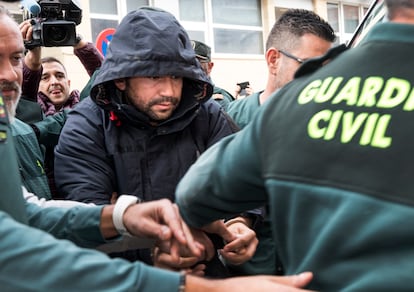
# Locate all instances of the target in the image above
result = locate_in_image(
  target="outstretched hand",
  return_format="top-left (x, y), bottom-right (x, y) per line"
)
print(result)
top-left (123, 199), bottom-right (204, 261)
top-left (152, 226), bottom-right (217, 276)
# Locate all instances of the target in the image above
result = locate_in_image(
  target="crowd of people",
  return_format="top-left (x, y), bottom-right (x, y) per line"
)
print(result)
top-left (0, 0), bottom-right (413, 290)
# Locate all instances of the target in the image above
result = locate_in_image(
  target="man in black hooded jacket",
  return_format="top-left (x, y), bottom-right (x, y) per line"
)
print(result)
top-left (54, 7), bottom-right (259, 275)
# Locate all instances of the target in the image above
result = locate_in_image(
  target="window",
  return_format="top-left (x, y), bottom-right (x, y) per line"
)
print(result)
top-left (179, 0), bottom-right (206, 41)
top-left (180, 0), bottom-right (205, 22)
top-left (348, 0), bottom-right (386, 47)
top-left (327, 1), bottom-right (370, 45)
top-left (179, 0), bottom-right (263, 56)
top-left (89, 0), bottom-right (149, 43)
top-left (90, 0), bottom-right (263, 57)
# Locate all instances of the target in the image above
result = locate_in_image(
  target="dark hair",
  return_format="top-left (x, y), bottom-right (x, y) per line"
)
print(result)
top-left (41, 56), bottom-right (67, 73)
top-left (266, 9), bottom-right (336, 51)
top-left (386, 0), bottom-right (414, 19)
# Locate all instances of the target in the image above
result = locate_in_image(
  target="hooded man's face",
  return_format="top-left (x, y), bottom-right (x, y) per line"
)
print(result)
top-left (115, 76), bottom-right (183, 122)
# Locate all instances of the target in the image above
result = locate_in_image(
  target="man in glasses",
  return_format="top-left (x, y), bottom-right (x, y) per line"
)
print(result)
top-left (227, 9), bottom-right (335, 129)
top-left (225, 9), bottom-right (336, 277)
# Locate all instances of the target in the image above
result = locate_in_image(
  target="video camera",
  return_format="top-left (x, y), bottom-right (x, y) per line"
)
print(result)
top-left (21, 0), bottom-right (82, 50)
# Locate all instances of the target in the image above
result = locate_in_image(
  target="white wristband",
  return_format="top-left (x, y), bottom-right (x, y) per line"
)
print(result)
top-left (113, 195), bottom-right (138, 236)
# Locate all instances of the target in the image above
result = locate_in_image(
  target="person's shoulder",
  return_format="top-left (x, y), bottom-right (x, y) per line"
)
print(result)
top-left (66, 97), bottom-right (104, 124)
top-left (11, 118), bottom-right (33, 136)
top-left (12, 118), bottom-right (28, 127)
top-left (227, 94), bottom-right (256, 113)
top-left (213, 86), bottom-right (235, 101)
top-left (200, 98), bottom-right (223, 112)
top-left (71, 96), bottom-right (100, 113)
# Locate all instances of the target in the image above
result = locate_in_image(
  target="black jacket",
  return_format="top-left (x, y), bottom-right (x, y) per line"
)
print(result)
top-left (55, 7), bottom-right (237, 204)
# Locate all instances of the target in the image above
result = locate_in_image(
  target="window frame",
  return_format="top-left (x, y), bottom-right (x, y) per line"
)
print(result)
top-left (89, 0), bottom-right (264, 60)
top-left (179, 0), bottom-right (264, 59)
top-left (327, 1), bottom-right (370, 45)
top-left (89, 0), bottom-right (152, 43)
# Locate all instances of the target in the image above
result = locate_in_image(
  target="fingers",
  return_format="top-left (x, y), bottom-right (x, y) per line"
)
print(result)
top-left (155, 253), bottom-right (200, 269)
top-left (156, 232), bottom-right (206, 267)
top-left (189, 228), bottom-right (216, 261)
top-left (223, 225), bottom-right (256, 250)
top-left (126, 200), bottom-right (188, 245)
top-left (186, 264), bottom-right (206, 277)
top-left (19, 20), bottom-right (33, 42)
top-left (135, 201), bottom-right (204, 261)
top-left (172, 204), bottom-right (203, 258)
top-left (220, 235), bottom-right (258, 265)
top-left (123, 204), bottom-right (171, 240)
top-left (268, 272), bottom-right (314, 289)
top-left (153, 246), bottom-right (204, 273)
top-left (202, 220), bottom-right (237, 243)
top-left (165, 205), bottom-right (205, 261)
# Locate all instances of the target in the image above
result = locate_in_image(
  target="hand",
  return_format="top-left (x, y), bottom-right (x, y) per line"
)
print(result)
top-left (234, 84), bottom-right (254, 99)
top-left (186, 272), bottom-right (315, 291)
top-left (153, 245), bottom-right (207, 276)
top-left (245, 85), bottom-right (254, 96)
top-left (122, 200), bottom-right (203, 261)
top-left (73, 34), bottom-right (88, 50)
top-left (19, 20), bottom-right (33, 43)
top-left (220, 218), bottom-right (258, 265)
top-left (234, 84), bottom-right (242, 98)
top-left (19, 20), bottom-right (42, 70)
top-left (201, 219), bottom-right (237, 243)
top-left (152, 227), bottom-right (217, 275)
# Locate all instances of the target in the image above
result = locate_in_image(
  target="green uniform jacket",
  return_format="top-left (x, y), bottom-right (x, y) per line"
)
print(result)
top-left (0, 106), bottom-right (180, 290)
top-left (227, 93), bottom-right (279, 275)
top-left (177, 22), bottom-right (414, 291)
top-left (212, 85), bottom-right (235, 110)
top-left (12, 118), bottom-right (51, 199)
top-left (226, 91), bottom-right (262, 129)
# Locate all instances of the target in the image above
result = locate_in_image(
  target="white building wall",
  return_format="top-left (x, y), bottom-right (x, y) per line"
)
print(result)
top-left (273, 0), bottom-right (314, 9)
top-left (3, 0), bottom-right (372, 99)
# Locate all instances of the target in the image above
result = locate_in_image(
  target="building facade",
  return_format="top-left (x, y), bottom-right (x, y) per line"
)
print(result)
top-left (3, 0), bottom-right (371, 96)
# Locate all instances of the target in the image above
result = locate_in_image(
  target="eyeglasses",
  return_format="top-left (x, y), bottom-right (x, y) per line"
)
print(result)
top-left (279, 49), bottom-right (306, 64)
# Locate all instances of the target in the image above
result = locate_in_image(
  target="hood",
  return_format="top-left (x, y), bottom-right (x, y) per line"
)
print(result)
top-left (90, 7), bottom-right (213, 124)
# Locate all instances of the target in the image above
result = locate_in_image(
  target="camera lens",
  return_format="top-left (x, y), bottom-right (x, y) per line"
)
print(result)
top-left (41, 21), bottom-right (76, 47)
top-left (44, 25), bottom-right (70, 44)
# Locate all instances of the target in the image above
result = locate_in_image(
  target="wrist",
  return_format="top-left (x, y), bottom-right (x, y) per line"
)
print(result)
top-left (224, 217), bottom-right (250, 228)
top-left (73, 34), bottom-right (86, 49)
top-left (185, 274), bottom-right (223, 292)
top-left (113, 195), bottom-right (139, 236)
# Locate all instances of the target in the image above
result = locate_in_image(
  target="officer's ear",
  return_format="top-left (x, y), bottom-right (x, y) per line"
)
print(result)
top-left (266, 47), bottom-right (280, 74)
top-left (114, 78), bottom-right (126, 91)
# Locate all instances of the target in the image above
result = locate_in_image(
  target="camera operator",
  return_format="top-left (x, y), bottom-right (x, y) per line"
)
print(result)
top-left (19, 19), bottom-right (103, 116)
top-left (17, 19), bottom-right (103, 198)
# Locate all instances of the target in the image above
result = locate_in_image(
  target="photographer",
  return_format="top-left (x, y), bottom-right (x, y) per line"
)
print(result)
top-left (17, 11), bottom-right (103, 198)
top-left (19, 19), bottom-right (103, 116)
